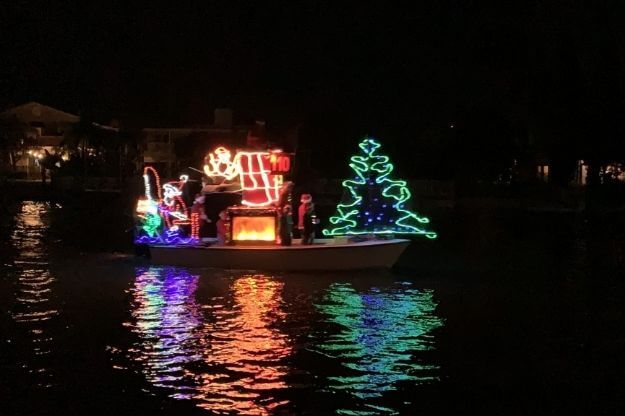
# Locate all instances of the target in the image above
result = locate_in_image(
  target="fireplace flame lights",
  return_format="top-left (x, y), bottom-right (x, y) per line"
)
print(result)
top-left (231, 216), bottom-right (276, 242)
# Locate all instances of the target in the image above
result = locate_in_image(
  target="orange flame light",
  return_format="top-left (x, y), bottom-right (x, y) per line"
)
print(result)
top-left (232, 216), bottom-right (276, 241)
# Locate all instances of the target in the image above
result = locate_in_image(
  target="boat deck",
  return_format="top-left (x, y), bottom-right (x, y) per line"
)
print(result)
top-left (149, 238), bottom-right (410, 271)
top-left (153, 238), bottom-right (403, 250)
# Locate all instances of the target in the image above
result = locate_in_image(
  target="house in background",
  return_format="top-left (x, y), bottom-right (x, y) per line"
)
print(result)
top-left (141, 108), bottom-right (251, 177)
top-left (532, 159), bottom-right (625, 186)
top-left (0, 101), bottom-right (78, 178)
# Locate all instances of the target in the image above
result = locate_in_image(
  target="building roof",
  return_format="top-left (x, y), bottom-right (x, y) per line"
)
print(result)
top-left (0, 102), bottom-right (79, 123)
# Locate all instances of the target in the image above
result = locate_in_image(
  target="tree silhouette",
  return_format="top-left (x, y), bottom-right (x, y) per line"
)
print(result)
top-left (0, 116), bottom-right (32, 172)
top-left (323, 137), bottom-right (437, 238)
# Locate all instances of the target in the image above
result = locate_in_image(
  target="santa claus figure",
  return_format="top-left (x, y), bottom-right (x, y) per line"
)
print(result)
top-left (275, 181), bottom-right (294, 246)
top-left (298, 193), bottom-right (316, 245)
top-left (160, 176), bottom-right (190, 232)
top-left (190, 193), bottom-right (211, 240)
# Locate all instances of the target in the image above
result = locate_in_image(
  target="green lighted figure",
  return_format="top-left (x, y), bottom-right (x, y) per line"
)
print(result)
top-left (323, 137), bottom-right (437, 238)
top-left (142, 212), bottom-right (162, 238)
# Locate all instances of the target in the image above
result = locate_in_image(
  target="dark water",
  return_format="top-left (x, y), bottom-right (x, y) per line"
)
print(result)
top-left (1, 200), bottom-right (625, 415)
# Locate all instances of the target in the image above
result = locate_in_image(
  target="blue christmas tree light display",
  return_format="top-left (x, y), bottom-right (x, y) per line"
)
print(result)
top-left (323, 137), bottom-right (437, 238)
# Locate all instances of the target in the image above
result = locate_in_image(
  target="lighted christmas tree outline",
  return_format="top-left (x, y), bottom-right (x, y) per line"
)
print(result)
top-left (323, 137), bottom-right (437, 238)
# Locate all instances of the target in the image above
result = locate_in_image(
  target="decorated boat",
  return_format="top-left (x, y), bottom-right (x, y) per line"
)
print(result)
top-left (134, 137), bottom-right (436, 271)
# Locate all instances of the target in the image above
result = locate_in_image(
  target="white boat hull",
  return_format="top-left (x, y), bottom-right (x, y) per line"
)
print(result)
top-left (149, 238), bottom-right (410, 271)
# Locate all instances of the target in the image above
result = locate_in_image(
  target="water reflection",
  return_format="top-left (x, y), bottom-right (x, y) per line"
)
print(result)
top-left (126, 267), bottom-right (202, 393)
top-left (312, 282), bottom-right (443, 414)
top-left (125, 268), bottom-right (291, 414)
top-left (195, 275), bottom-right (291, 414)
top-left (124, 268), bottom-right (443, 414)
top-left (9, 201), bottom-right (60, 388)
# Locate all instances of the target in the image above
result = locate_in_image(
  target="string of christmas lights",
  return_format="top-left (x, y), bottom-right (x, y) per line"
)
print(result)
top-left (135, 167), bottom-right (195, 245)
top-left (202, 147), bottom-right (285, 207)
top-left (323, 137), bottom-right (437, 239)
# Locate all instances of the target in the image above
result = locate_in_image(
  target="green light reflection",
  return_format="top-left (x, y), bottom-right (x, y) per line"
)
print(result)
top-left (312, 282), bottom-right (443, 414)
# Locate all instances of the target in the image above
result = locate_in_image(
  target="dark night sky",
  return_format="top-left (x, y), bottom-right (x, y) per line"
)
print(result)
top-left (1, 1), bottom-right (624, 153)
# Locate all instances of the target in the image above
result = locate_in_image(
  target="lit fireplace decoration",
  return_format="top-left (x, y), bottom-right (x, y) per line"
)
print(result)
top-left (227, 206), bottom-right (277, 244)
top-left (135, 146), bottom-right (292, 245)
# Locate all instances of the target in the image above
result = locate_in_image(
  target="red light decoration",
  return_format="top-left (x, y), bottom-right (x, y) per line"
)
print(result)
top-left (269, 151), bottom-right (291, 174)
top-left (143, 166), bottom-right (163, 201)
top-left (190, 212), bottom-right (200, 240)
top-left (237, 151), bottom-right (279, 206)
top-left (202, 147), bottom-right (292, 208)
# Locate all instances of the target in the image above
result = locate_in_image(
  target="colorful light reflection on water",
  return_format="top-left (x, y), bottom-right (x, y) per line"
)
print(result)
top-left (195, 275), bottom-right (291, 414)
top-left (122, 268), bottom-right (443, 414)
top-left (125, 268), bottom-right (292, 414)
top-left (7, 201), bottom-right (61, 389)
top-left (311, 282), bottom-right (444, 415)
top-left (127, 267), bottom-right (202, 392)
